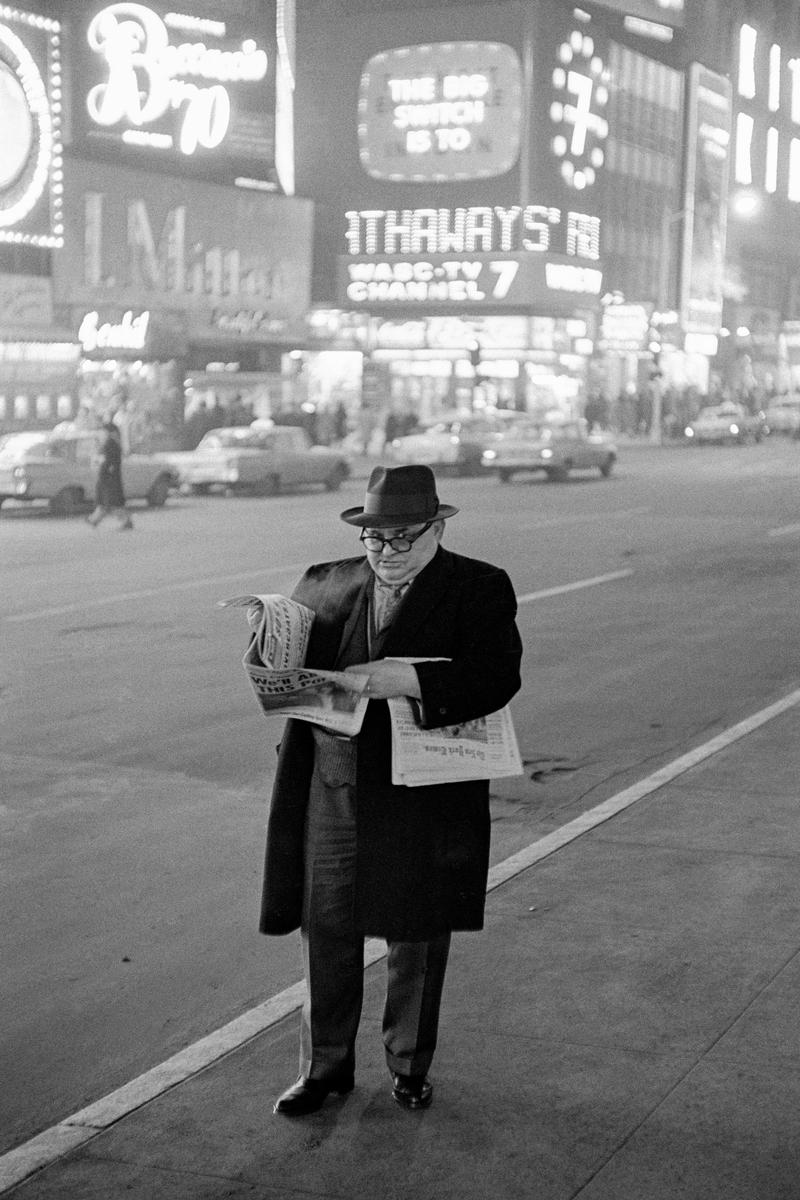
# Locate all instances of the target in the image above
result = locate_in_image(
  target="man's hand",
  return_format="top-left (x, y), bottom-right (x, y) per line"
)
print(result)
top-left (342, 660), bottom-right (421, 700)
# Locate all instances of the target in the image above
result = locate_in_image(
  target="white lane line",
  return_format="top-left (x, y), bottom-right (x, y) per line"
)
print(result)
top-left (517, 569), bottom-right (633, 604)
top-left (768, 522), bottom-right (800, 538)
top-left (3, 684), bottom-right (800, 1195)
top-left (3, 564), bottom-right (309, 625)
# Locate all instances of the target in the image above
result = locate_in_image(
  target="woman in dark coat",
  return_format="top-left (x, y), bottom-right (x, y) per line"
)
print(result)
top-left (87, 422), bottom-right (133, 529)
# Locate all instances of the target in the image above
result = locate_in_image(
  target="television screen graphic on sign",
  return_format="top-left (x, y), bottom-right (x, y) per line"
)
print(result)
top-left (358, 41), bottom-right (523, 182)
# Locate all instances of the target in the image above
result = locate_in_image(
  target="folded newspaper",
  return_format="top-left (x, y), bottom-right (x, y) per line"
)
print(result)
top-left (218, 593), bottom-right (369, 738)
top-left (387, 687), bottom-right (522, 787)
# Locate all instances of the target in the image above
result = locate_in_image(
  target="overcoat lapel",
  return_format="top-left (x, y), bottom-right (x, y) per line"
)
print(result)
top-left (382, 547), bottom-right (454, 653)
top-left (334, 563), bottom-right (372, 666)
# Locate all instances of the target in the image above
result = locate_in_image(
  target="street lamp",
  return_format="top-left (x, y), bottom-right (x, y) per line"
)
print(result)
top-left (468, 342), bottom-right (481, 411)
top-left (651, 206), bottom-right (688, 445)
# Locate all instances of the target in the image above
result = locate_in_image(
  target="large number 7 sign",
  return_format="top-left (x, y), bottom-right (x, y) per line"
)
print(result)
top-left (550, 30), bottom-right (609, 191)
top-left (488, 260), bottom-right (520, 299)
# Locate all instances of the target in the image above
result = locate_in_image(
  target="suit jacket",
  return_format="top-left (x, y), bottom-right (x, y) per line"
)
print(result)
top-left (259, 545), bottom-right (523, 941)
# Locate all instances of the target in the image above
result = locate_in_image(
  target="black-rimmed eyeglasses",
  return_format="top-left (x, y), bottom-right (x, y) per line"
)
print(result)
top-left (359, 522), bottom-right (433, 553)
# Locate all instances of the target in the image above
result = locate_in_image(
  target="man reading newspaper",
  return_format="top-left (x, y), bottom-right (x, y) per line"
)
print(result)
top-left (258, 465), bottom-right (523, 1116)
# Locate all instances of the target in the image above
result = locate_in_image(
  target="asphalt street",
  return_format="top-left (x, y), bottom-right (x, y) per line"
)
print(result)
top-left (2, 439), bottom-right (800, 1156)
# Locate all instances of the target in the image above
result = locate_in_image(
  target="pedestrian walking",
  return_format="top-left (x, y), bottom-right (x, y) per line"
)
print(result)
top-left (86, 421), bottom-right (133, 530)
top-left (261, 464), bottom-right (523, 1116)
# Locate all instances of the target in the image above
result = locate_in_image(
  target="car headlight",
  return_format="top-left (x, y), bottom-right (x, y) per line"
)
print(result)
top-left (729, 424), bottom-right (739, 435)
top-left (12, 465), bottom-right (26, 479)
top-left (482, 449), bottom-right (497, 462)
top-left (540, 447), bottom-right (553, 459)
top-left (685, 427), bottom-right (694, 437)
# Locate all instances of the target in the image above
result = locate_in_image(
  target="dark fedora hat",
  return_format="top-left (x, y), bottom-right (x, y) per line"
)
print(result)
top-left (340, 464), bottom-right (459, 527)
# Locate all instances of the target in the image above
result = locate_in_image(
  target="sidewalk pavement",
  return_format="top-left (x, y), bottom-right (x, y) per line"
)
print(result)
top-left (5, 696), bottom-right (800, 1199)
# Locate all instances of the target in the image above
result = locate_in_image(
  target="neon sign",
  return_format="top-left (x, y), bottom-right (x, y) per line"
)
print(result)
top-left (78, 308), bottom-right (150, 352)
top-left (358, 42), bottom-right (522, 182)
top-left (735, 22), bottom-right (800, 202)
top-left (84, 4), bottom-right (269, 158)
top-left (550, 30), bottom-right (609, 191)
top-left (0, 8), bottom-right (63, 247)
top-left (340, 206), bottom-right (603, 309)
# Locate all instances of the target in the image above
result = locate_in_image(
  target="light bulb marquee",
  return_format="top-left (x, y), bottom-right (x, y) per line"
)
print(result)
top-left (550, 29), bottom-right (609, 191)
top-left (80, 4), bottom-right (273, 173)
top-left (339, 206), bottom-right (603, 308)
top-left (0, 6), bottom-right (63, 247)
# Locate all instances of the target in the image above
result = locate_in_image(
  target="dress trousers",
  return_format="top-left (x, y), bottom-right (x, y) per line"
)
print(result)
top-left (300, 578), bottom-right (451, 1082)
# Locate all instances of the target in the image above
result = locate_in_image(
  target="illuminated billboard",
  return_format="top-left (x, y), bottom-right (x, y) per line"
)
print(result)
top-left (338, 204), bottom-right (602, 311)
top-left (71, 3), bottom-right (277, 183)
top-left (53, 159), bottom-right (313, 341)
top-left (549, 28), bottom-right (610, 192)
top-left (680, 64), bottom-right (732, 336)
top-left (0, 7), bottom-right (63, 248)
top-left (586, 0), bottom-right (685, 30)
top-left (358, 41), bottom-right (523, 182)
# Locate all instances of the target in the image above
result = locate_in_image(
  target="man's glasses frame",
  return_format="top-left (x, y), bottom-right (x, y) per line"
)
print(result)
top-left (359, 522), bottom-right (433, 554)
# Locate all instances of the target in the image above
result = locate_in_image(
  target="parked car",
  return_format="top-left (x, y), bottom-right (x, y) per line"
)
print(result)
top-left (388, 410), bottom-right (521, 475)
top-left (0, 429), bottom-right (177, 515)
top-left (480, 417), bottom-right (617, 482)
top-left (683, 403), bottom-right (766, 445)
top-left (166, 425), bottom-right (350, 494)
top-left (763, 396), bottom-right (800, 437)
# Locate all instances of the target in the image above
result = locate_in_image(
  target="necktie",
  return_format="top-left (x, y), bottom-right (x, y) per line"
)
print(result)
top-left (373, 581), bottom-right (409, 632)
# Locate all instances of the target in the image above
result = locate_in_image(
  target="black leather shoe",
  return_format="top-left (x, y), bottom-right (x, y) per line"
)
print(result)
top-left (391, 1073), bottom-right (433, 1110)
top-left (273, 1074), bottom-right (354, 1116)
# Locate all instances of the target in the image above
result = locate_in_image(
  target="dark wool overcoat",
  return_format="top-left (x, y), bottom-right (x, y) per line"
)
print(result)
top-left (95, 431), bottom-right (126, 508)
top-left (259, 545), bottom-right (523, 942)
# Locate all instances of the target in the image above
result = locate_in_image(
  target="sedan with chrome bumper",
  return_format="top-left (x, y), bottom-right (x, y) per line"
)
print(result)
top-left (481, 418), bottom-right (617, 482)
top-left (0, 430), bottom-right (177, 515)
top-left (683, 403), bottom-right (766, 445)
top-left (165, 426), bottom-right (350, 495)
top-left (388, 410), bottom-right (521, 475)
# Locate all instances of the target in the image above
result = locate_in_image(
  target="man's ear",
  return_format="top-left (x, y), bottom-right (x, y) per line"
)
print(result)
top-left (433, 520), bottom-right (445, 542)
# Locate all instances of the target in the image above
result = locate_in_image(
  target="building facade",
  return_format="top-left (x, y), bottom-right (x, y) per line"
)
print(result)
top-left (292, 0), bottom-right (800, 437)
top-left (0, 1), bottom-right (313, 448)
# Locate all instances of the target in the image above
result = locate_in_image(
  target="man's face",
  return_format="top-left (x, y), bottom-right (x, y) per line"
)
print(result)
top-left (362, 520), bottom-right (443, 586)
